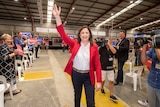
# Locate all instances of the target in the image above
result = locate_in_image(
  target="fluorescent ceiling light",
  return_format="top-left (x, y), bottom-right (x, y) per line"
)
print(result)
top-left (47, 11), bottom-right (52, 15)
top-left (48, 1), bottom-right (54, 6)
top-left (96, 0), bottom-right (143, 28)
top-left (133, 19), bottom-right (160, 30)
top-left (47, 0), bottom-right (54, 23)
top-left (47, 6), bottom-right (52, 11)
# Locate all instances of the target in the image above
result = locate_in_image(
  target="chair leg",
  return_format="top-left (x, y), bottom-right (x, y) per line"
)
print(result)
top-left (138, 76), bottom-right (142, 89)
top-left (17, 67), bottom-right (24, 81)
top-left (9, 83), bottom-right (13, 99)
top-left (123, 75), bottom-right (126, 85)
top-left (133, 76), bottom-right (137, 91)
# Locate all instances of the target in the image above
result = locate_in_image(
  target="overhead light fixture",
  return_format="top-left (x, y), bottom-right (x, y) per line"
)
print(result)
top-left (70, 7), bottom-right (75, 14)
top-left (64, 21), bottom-right (67, 25)
top-left (24, 17), bottom-right (27, 20)
top-left (140, 17), bottom-right (143, 20)
top-left (130, 1), bottom-right (134, 4)
top-left (47, 0), bottom-right (54, 22)
top-left (14, 0), bottom-right (18, 1)
top-left (96, 0), bottom-right (143, 28)
top-left (132, 19), bottom-right (160, 30)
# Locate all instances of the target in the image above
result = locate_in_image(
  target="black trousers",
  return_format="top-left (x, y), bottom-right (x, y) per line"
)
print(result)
top-left (116, 60), bottom-right (125, 83)
top-left (72, 70), bottom-right (95, 107)
top-left (35, 45), bottom-right (40, 58)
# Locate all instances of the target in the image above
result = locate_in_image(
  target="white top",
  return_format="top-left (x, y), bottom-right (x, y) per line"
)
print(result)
top-left (73, 42), bottom-right (90, 70)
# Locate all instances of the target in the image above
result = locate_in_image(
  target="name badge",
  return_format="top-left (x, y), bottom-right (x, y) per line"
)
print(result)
top-left (155, 63), bottom-right (160, 69)
top-left (109, 57), bottom-right (113, 61)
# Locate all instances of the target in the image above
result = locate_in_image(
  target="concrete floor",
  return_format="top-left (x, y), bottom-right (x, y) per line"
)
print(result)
top-left (4, 49), bottom-right (148, 107)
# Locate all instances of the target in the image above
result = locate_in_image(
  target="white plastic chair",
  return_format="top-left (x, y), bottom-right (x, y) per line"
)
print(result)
top-left (123, 66), bottom-right (144, 91)
top-left (15, 60), bottom-right (24, 81)
top-left (0, 84), bottom-right (5, 107)
top-left (28, 51), bottom-right (33, 65)
top-left (22, 54), bottom-right (30, 70)
top-left (0, 75), bottom-right (13, 99)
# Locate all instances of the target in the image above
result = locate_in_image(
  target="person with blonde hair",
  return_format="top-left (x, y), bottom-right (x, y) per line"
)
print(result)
top-left (0, 34), bottom-right (22, 95)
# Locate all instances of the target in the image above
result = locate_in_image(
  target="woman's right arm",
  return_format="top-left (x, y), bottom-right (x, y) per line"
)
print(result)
top-left (52, 4), bottom-right (62, 26)
top-left (52, 4), bottom-right (74, 47)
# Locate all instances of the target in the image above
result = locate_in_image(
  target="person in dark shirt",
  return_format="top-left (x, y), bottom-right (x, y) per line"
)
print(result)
top-left (115, 31), bottom-right (130, 85)
top-left (99, 39), bottom-right (118, 102)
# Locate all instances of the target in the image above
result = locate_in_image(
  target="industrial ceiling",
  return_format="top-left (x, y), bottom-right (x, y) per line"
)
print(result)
top-left (0, 0), bottom-right (160, 31)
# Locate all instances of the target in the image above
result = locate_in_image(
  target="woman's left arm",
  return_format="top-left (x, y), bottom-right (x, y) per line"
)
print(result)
top-left (94, 45), bottom-right (102, 91)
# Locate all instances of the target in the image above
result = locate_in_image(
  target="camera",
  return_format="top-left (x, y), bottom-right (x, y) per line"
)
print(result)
top-left (134, 35), bottom-right (160, 49)
top-left (103, 40), bottom-right (108, 44)
top-left (99, 39), bottom-right (108, 47)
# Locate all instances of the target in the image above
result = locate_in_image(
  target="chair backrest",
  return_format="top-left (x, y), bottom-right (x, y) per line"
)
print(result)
top-left (132, 66), bottom-right (144, 76)
top-left (0, 75), bottom-right (7, 89)
top-left (15, 60), bottom-right (24, 71)
top-left (22, 54), bottom-right (29, 61)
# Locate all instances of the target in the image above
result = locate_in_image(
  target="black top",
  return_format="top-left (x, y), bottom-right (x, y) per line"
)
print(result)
top-left (116, 38), bottom-right (130, 61)
top-left (99, 46), bottom-right (114, 70)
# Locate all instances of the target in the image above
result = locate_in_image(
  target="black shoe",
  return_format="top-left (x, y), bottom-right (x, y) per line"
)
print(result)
top-left (101, 89), bottom-right (105, 94)
top-left (114, 82), bottom-right (119, 86)
top-left (110, 95), bottom-right (118, 102)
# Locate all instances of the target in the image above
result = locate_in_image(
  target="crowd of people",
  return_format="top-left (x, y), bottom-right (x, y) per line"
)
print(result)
top-left (53, 4), bottom-right (159, 107)
top-left (0, 32), bottom-right (46, 96)
top-left (0, 3), bottom-right (159, 107)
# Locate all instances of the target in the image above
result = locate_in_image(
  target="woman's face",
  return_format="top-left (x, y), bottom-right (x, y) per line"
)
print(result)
top-left (4, 37), bottom-right (13, 47)
top-left (80, 28), bottom-right (90, 42)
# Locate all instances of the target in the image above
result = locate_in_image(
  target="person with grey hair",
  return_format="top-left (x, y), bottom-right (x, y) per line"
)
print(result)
top-left (0, 34), bottom-right (22, 95)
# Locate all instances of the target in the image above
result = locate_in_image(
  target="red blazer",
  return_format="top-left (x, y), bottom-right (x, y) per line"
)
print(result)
top-left (56, 24), bottom-right (102, 85)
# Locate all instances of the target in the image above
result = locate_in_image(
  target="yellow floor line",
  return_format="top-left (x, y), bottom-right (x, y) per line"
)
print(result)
top-left (65, 72), bottom-right (128, 107)
top-left (24, 70), bottom-right (53, 80)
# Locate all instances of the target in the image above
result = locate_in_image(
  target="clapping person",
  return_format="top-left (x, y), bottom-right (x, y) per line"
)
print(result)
top-left (0, 34), bottom-right (22, 95)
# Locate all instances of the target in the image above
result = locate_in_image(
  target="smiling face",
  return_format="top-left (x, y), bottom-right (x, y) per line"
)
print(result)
top-left (80, 28), bottom-right (90, 42)
top-left (1, 34), bottom-right (13, 48)
top-left (4, 37), bottom-right (13, 46)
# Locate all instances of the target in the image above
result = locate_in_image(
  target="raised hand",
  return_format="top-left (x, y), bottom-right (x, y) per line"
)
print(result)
top-left (52, 4), bottom-right (62, 26)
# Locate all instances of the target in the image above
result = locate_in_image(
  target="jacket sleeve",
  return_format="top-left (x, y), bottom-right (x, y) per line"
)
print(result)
top-left (94, 45), bottom-right (102, 82)
top-left (119, 39), bottom-right (129, 51)
top-left (56, 24), bottom-right (75, 47)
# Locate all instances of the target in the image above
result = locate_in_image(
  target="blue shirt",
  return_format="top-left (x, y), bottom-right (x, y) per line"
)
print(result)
top-left (147, 48), bottom-right (160, 89)
top-left (14, 36), bottom-right (25, 48)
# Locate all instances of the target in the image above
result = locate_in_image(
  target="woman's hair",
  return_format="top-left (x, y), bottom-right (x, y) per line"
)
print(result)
top-left (0, 34), bottom-right (12, 41)
top-left (77, 26), bottom-right (93, 46)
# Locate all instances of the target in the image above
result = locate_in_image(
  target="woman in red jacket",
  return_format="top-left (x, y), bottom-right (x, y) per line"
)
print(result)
top-left (52, 4), bottom-right (102, 107)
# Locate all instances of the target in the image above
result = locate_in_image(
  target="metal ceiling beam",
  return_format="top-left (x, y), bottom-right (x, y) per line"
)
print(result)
top-left (89, 0), bottom-right (125, 26)
top-left (37, 0), bottom-right (43, 24)
top-left (23, 0), bottom-right (34, 31)
top-left (62, 0), bottom-right (77, 24)
top-left (112, 3), bottom-right (160, 29)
